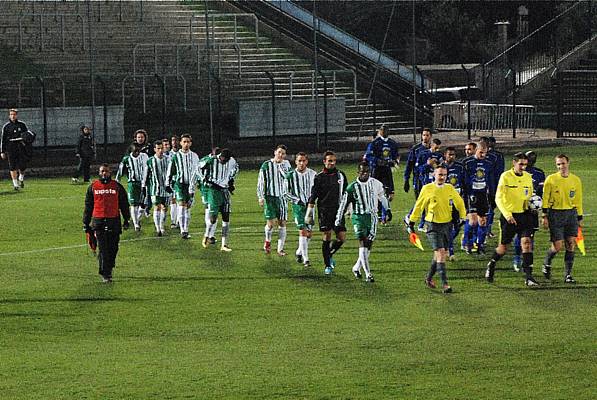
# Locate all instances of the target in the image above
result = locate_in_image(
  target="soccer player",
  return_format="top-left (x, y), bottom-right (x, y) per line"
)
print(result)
top-left (444, 146), bottom-right (466, 260)
top-left (541, 154), bottom-right (583, 283)
top-left (116, 143), bottom-right (149, 232)
top-left (143, 140), bottom-right (170, 237)
top-left (165, 135), bottom-right (179, 228)
top-left (286, 152), bottom-right (317, 267)
top-left (83, 164), bottom-right (131, 283)
top-left (485, 152), bottom-right (539, 286)
top-left (408, 164), bottom-right (467, 293)
top-left (166, 134), bottom-right (200, 239)
top-left (481, 136), bottom-right (505, 238)
top-left (463, 142), bottom-right (477, 159)
top-left (257, 144), bottom-right (292, 255)
top-left (306, 151), bottom-right (348, 275)
top-left (336, 161), bottom-right (389, 282)
top-left (198, 147), bottom-right (221, 245)
top-left (462, 142), bottom-right (494, 255)
top-left (416, 138), bottom-right (443, 188)
top-left (1, 109), bottom-right (30, 190)
top-left (197, 148), bottom-right (239, 252)
top-left (403, 128), bottom-right (432, 198)
top-left (364, 124), bottom-right (399, 220)
top-left (512, 150), bottom-right (545, 271)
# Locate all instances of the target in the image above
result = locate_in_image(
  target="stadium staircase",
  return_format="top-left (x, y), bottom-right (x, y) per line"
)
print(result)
top-left (0, 0), bottom-right (430, 148)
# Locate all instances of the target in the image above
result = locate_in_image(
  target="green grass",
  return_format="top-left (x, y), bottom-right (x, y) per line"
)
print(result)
top-left (1, 145), bottom-right (595, 399)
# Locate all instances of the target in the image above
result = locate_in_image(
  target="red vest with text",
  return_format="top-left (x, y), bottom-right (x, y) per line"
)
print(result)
top-left (91, 180), bottom-right (120, 219)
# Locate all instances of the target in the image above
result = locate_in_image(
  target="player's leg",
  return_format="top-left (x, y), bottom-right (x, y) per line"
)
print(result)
top-left (275, 199), bottom-right (288, 256)
top-left (486, 215), bottom-right (513, 283)
top-left (128, 182), bottom-right (141, 231)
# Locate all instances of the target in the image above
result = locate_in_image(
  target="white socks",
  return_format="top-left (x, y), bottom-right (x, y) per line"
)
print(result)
top-left (130, 206), bottom-right (140, 228)
top-left (12, 178), bottom-right (19, 188)
top-left (264, 225), bottom-right (273, 242)
top-left (178, 206), bottom-right (190, 233)
top-left (153, 209), bottom-right (166, 233)
top-left (221, 221), bottom-right (230, 246)
top-left (170, 203), bottom-right (178, 226)
top-left (277, 227), bottom-right (287, 253)
top-left (297, 236), bottom-right (310, 262)
top-left (358, 247), bottom-right (371, 278)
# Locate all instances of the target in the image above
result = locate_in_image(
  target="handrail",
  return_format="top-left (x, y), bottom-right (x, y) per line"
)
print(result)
top-left (121, 73), bottom-right (188, 112)
top-left (17, 13), bottom-right (85, 53)
top-left (189, 13), bottom-right (259, 48)
top-left (132, 43), bottom-right (201, 79)
top-left (265, 0), bottom-right (430, 90)
top-left (18, 76), bottom-right (66, 108)
top-left (485, 1), bottom-right (582, 66)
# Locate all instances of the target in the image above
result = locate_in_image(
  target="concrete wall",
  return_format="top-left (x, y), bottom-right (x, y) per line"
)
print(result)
top-left (2, 106), bottom-right (125, 147)
top-left (238, 98), bottom-right (346, 138)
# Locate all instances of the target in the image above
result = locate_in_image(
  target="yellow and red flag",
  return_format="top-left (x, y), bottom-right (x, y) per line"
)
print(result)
top-left (576, 227), bottom-right (586, 256)
top-left (409, 232), bottom-right (424, 251)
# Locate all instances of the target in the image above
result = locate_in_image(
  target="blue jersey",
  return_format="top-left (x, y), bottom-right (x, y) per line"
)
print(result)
top-left (404, 143), bottom-right (430, 190)
top-left (486, 149), bottom-right (505, 191)
top-left (365, 136), bottom-right (399, 174)
top-left (463, 156), bottom-right (494, 195)
top-left (417, 149), bottom-right (444, 186)
top-left (446, 161), bottom-right (466, 196)
top-left (527, 166), bottom-right (546, 197)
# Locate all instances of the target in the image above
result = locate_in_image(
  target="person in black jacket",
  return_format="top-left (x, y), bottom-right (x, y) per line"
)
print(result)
top-left (1, 109), bottom-right (30, 190)
top-left (306, 151), bottom-right (348, 275)
top-left (83, 164), bottom-right (131, 283)
top-left (72, 125), bottom-right (95, 183)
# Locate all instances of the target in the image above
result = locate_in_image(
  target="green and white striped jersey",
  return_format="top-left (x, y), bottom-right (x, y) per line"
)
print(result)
top-left (167, 149), bottom-right (199, 185)
top-left (144, 155), bottom-right (170, 197)
top-left (336, 177), bottom-right (387, 223)
top-left (197, 156), bottom-right (239, 189)
top-left (116, 152), bottom-right (149, 183)
top-left (257, 159), bottom-right (291, 199)
top-left (286, 167), bottom-right (316, 205)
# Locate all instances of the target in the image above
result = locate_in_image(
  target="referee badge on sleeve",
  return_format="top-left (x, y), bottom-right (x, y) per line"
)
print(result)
top-left (569, 190), bottom-right (575, 198)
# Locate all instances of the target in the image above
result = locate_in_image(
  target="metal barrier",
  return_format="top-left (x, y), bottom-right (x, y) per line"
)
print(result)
top-left (189, 13), bottom-right (259, 48)
top-left (132, 43), bottom-right (201, 79)
top-left (555, 69), bottom-right (597, 137)
top-left (17, 13), bottom-right (85, 52)
top-left (433, 103), bottom-right (536, 136)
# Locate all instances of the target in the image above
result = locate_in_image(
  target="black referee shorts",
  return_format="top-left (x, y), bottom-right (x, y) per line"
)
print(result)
top-left (499, 211), bottom-right (535, 245)
top-left (6, 146), bottom-right (27, 171)
top-left (318, 207), bottom-right (346, 233)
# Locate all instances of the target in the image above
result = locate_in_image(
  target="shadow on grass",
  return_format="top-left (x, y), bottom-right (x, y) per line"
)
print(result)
top-left (259, 256), bottom-right (394, 302)
top-left (0, 190), bottom-right (19, 196)
top-left (0, 311), bottom-right (76, 318)
top-left (0, 296), bottom-right (148, 304)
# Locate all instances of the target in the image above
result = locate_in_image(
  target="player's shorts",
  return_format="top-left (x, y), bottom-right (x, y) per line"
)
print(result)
top-left (467, 192), bottom-right (489, 216)
top-left (373, 166), bottom-right (395, 195)
top-left (127, 181), bottom-right (143, 205)
top-left (292, 203), bottom-right (311, 231)
top-left (499, 211), bottom-right (535, 245)
top-left (264, 195), bottom-right (287, 221)
top-left (318, 207), bottom-right (346, 233)
top-left (199, 183), bottom-right (208, 205)
top-left (206, 187), bottom-right (231, 216)
top-left (425, 221), bottom-right (451, 250)
top-left (351, 213), bottom-right (376, 241)
top-left (173, 181), bottom-right (192, 203)
top-left (151, 196), bottom-right (169, 206)
top-left (6, 147), bottom-right (27, 171)
top-left (548, 209), bottom-right (578, 242)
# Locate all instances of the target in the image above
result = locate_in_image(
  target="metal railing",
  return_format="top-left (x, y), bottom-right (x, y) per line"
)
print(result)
top-left (189, 13), bottom-right (259, 48)
top-left (483, 1), bottom-right (593, 102)
top-left (133, 43), bottom-right (202, 79)
top-left (433, 103), bottom-right (536, 135)
top-left (266, 0), bottom-right (430, 90)
top-left (17, 13), bottom-right (85, 52)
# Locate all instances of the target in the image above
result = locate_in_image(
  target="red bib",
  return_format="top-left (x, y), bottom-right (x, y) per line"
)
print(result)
top-left (91, 180), bottom-right (120, 219)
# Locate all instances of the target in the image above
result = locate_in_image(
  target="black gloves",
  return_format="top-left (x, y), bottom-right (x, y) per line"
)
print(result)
top-left (403, 180), bottom-right (410, 193)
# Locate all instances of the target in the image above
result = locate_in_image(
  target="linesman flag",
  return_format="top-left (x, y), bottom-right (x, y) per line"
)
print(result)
top-left (576, 227), bottom-right (586, 256)
top-left (86, 230), bottom-right (97, 254)
top-left (409, 232), bottom-right (424, 251)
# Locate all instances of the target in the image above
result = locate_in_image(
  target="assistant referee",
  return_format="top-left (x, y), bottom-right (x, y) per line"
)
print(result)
top-left (541, 154), bottom-right (583, 283)
top-left (485, 152), bottom-right (539, 286)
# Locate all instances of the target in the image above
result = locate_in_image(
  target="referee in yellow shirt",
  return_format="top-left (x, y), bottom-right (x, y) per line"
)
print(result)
top-left (485, 152), bottom-right (540, 286)
top-left (541, 154), bottom-right (583, 283)
top-left (408, 164), bottom-right (467, 293)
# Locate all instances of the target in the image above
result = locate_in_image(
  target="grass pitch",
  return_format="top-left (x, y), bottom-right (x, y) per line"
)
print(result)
top-left (0, 145), bottom-right (595, 399)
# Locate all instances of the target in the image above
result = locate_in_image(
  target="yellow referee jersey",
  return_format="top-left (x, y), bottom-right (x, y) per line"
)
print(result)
top-left (495, 169), bottom-right (533, 219)
top-left (542, 172), bottom-right (583, 216)
top-left (410, 183), bottom-right (466, 224)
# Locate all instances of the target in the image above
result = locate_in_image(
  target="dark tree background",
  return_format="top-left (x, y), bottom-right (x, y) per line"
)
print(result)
top-left (296, 1), bottom-right (580, 64)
